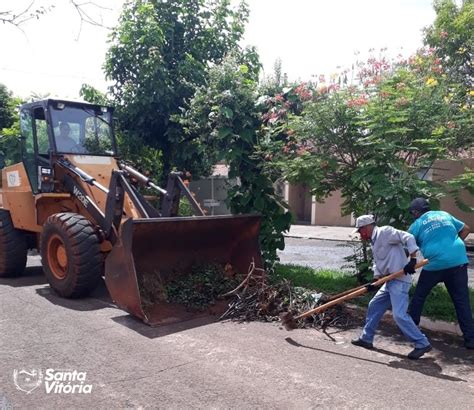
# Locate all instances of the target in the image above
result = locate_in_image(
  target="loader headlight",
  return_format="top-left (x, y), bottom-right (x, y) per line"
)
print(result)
top-left (38, 166), bottom-right (55, 193)
top-left (40, 167), bottom-right (52, 181)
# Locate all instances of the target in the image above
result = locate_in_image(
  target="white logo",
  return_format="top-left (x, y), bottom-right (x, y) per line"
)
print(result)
top-left (6, 171), bottom-right (21, 188)
top-left (12, 369), bottom-right (93, 394)
top-left (13, 369), bottom-right (43, 394)
top-left (44, 369), bottom-right (92, 394)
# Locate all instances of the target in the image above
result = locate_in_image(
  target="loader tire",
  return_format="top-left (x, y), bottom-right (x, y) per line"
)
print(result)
top-left (0, 210), bottom-right (28, 277)
top-left (41, 212), bottom-right (102, 298)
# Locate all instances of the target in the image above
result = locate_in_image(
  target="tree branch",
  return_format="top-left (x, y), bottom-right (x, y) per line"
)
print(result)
top-left (0, 1), bottom-right (113, 38)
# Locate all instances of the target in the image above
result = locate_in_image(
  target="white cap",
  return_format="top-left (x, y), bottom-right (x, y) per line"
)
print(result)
top-left (353, 214), bottom-right (376, 233)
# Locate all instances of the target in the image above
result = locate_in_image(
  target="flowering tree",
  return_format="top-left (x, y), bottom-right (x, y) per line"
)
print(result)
top-left (424, 0), bottom-right (473, 210)
top-left (266, 47), bottom-right (470, 228)
top-left (424, 0), bottom-right (473, 94)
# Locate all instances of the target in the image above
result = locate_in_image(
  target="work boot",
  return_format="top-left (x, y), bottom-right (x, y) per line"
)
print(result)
top-left (465, 340), bottom-right (474, 349)
top-left (407, 345), bottom-right (432, 360)
top-left (351, 338), bottom-right (373, 349)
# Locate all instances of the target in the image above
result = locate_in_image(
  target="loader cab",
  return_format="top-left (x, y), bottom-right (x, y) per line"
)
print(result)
top-left (19, 99), bottom-right (117, 193)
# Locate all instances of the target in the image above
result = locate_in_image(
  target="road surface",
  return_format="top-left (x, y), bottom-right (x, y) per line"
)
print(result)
top-left (278, 237), bottom-right (474, 287)
top-left (0, 256), bottom-right (473, 408)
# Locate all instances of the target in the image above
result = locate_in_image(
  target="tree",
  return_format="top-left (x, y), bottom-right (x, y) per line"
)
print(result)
top-left (0, 84), bottom-right (22, 165)
top-left (424, 0), bottom-right (473, 93)
top-left (0, 1), bottom-right (112, 34)
top-left (424, 0), bottom-right (473, 210)
top-left (105, 0), bottom-right (251, 181)
top-left (267, 50), bottom-right (469, 230)
top-left (180, 54), bottom-right (292, 268)
top-left (0, 83), bottom-right (15, 130)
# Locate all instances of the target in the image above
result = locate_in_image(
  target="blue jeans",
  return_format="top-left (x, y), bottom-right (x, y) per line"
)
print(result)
top-left (361, 279), bottom-right (430, 348)
top-left (409, 264), bottom-right (474, 343)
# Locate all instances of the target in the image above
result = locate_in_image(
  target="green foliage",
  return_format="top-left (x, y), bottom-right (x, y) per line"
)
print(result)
top-left (0, 124), bottom-right (22, 166)
top-left (0, 83), bottom-right (15, 130)
top-left (276, 263), bottom-right (474, 323)
top-left (267, 50), bottom-right (470, 229)
top-left (408, 283), bottom-right (474, 323)
top-left (178, 196), bottom-right (195, 216)
top-left (341, 241), bottom-right (374, 284)
top-left (424, 0), bottom-right (473, 92)
top-left (274, 264), bottom-right (359, 294)
top-left (117, 130), bottom-right (164, 182)
top-left (0, 85), bottom-right (22, 166)
top-left (180, 54), bottom-right (291, 268)
top-left (105, 0), bottom-right (251, 180)
top-left (166, 264), bottom-right (240, 310)
top-left (79, 84), bottom-right (109, 105)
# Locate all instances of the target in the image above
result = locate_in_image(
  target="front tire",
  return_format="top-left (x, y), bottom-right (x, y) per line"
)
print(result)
top-left (41, 212), bottom-right (102, 298)
top-left (0, 210), bottom-right (28, 277)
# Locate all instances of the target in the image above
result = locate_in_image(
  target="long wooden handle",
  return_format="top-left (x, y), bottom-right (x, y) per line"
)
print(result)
top-left (327, 282), bottom-right (373, 301)
top-left (294, 259), bottom-right (428, 321)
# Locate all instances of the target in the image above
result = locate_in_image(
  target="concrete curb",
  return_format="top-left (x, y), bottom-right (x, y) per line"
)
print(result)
top-left (419, 316), bottom-right (462, 336)
top-left (346, 303), bottom-right (462, 336)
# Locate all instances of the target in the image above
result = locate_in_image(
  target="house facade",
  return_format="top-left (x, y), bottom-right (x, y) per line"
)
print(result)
top-left (190, 159), bottom-right (473, 227)
top-left (285, 158), bottom-right (473, 227)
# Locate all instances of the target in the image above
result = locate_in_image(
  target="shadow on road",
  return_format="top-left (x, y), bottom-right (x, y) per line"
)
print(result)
top-left (35, 279), bottom-right (117, 312)
top-left (111, 313), bottom-right (219, 338)
top-left (372, 323), bottom-right (474, 371)
top-left (285, 337), bottom-right (468, 383)
top-left (0, 266), bottom-right (46, 287)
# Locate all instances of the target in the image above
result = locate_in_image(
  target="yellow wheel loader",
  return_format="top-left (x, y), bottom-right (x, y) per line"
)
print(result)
top-left (0, 99), bottom-right (262, 325)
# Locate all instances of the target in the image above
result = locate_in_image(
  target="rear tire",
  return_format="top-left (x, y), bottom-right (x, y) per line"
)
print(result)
top-left (40, 212), bottom-right (102, 298)
top-left (0, 210), bottom-right (28, 277)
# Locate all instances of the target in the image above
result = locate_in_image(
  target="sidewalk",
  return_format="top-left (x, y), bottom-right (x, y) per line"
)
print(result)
top-left (285, 224), bottom-right (474, 250)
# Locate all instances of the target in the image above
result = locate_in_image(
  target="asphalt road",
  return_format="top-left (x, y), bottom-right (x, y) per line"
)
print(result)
top-left (278, 237), bottom-right (474, 287)
top-left (1, 255), bottom-right (473, 408)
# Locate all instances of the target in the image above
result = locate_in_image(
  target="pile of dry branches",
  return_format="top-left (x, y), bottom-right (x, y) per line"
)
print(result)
top-left (219, 262), bottom-right (357, 331)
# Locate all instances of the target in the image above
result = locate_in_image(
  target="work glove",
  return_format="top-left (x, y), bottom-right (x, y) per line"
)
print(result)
top-left (404, 258), bottom-right (417, 275)
top-left (365, 283), bottom-right (377, 292)
top-left (365, 279), bottom-right (379, 292)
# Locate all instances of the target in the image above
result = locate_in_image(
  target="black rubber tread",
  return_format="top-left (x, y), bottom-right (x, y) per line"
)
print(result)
top-left (0, 210), bottom-right (28, 277)
top-left (40, 212), bottom-right (103, 298)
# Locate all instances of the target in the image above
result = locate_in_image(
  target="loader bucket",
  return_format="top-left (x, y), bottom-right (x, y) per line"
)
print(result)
top-left (104, 215), bottom-right (262, 326)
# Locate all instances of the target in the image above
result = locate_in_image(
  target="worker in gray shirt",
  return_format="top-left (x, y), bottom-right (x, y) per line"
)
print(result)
top-left (351, 215), bottom-right (432, 360)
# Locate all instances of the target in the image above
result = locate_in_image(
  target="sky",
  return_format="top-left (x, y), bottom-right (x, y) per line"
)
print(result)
top-left (0, 0), bottom-right (436, 99)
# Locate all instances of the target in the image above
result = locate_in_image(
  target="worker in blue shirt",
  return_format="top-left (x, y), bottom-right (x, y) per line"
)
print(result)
top-left (351, 214), bottom-right (432, 359)
top-left (408, 198), bottom-right (474, 349)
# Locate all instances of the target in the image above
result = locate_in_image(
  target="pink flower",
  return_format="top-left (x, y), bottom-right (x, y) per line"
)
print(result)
top-left (294, 84), bottom-right (313, 101)
top-left (347, 96), bottom-right (369, 108)
top-left (274, 94), bottom-right (284, 103)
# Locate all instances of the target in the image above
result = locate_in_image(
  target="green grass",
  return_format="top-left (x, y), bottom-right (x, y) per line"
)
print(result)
top-left (275, 263), bottom-right (474, 323)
